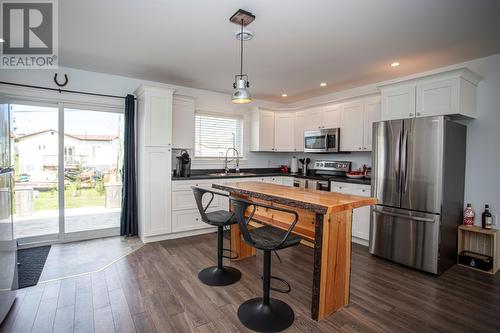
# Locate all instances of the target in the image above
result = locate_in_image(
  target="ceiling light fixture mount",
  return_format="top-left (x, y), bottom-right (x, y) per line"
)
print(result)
top-left (391, 62), bottom-right (400, 67)
top-left (230, 9), bottom-right (255, 104)
top-left (320, 82), bottom-right (327, 87)
top-left (281, 94), bottom-right (288, 97)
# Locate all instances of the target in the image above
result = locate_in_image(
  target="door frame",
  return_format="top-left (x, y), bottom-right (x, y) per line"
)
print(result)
top-left (2, 90), bottom-right (124, 247)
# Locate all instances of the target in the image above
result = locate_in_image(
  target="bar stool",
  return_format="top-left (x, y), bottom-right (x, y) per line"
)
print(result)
top-left (192, 187), bottom-right (241, 286)
top-left (231, 196), bottom-right (301, 332)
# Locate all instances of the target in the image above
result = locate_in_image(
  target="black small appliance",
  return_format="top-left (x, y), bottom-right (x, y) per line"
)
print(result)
top-left (176, 150), bottom-right (191, 177)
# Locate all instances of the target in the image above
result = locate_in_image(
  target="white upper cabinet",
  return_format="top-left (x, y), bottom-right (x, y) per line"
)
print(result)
top-left (303, 107), bottom-right (323, 130)
top-left (339, 96), bottom-right (380, 152)
top-left (274, 112), bottom-right (295, 152)
top-left (381, 85), bottom-right (416, 120)
top-left (172, 95), bottom-right (195, 149)
top-left (136, 85), bottom-right (175, 147)
top-left (416, 76), bottom-right (477, 118)
top-left (340, 100), bottom-right (364, 151)
top-left (363, 97), bottom-right (381, 151)
top-left (250, 108), bottom-right (275, 151)
top-left (381, 68), bottom-right (480, 121)
top-left (302, 105), bottom-right (340, 130)
top-left (294, 111), bottom-right (306, 152)
top-left (322, 104), bottom-right (341, 128)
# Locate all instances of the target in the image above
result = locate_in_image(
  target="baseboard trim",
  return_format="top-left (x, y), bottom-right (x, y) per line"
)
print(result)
top-left (352, 236), bottom-right (369, 247)
top-left (140, 227), bottom-right (217, 243)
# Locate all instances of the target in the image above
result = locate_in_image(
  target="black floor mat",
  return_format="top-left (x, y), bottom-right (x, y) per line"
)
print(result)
top-left (17, 246), bottom-right (51, 289)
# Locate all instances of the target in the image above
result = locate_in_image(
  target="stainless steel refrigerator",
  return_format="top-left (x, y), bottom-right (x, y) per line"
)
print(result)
top-left (369, 116), bottom-right (466, 275)
top-left (0, 102), bottom-right (17, 324)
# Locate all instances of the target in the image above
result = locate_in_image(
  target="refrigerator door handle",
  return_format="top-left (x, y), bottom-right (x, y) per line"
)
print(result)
top-left (394, 130), bottom-right (401, 193)
top-left (401, 130), bottom-right (409, 193)
top-left (373, 207), bottom-right (436, 223)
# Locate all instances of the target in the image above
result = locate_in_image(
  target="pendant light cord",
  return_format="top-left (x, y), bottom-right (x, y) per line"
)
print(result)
top-left (240, 19), bottom-right (244, 76)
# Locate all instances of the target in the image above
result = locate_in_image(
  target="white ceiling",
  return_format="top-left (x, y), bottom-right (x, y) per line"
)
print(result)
top-left (59, 0), bottom-right (500, 103)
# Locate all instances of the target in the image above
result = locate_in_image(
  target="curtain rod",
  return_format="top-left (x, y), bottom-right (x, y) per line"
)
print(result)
top-left (0, 81), bottom-right (136, 100)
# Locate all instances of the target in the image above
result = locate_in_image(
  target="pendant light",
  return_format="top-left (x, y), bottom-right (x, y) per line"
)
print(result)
top-left (230, 9), bottom-right (255, 104)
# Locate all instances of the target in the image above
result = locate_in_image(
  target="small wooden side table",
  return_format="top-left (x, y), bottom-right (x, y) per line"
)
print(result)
top-left (458, 225), bottom-right (499, 274)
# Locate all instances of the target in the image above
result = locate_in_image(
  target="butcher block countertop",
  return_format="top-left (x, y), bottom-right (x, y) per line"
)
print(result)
top-left (212, 181), bottom-right (376, 215)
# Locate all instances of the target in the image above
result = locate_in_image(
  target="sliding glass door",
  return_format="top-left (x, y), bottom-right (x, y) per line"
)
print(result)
top-left (11, 103), bottom-right (60, 240)
top-left (10, 102), bottom-right (124, 244)
top-left (63, 107), bottom-right (123, 234)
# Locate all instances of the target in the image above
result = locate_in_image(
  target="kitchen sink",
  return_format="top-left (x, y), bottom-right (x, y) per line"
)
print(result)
top-left (208, 172), bottom-right (256, 177)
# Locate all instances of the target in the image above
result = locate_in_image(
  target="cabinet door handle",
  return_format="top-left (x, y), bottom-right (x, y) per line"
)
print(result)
top-left (409, 113), bottom-right (414, 117)
top-left (417, 112), bottom-right (421, 116)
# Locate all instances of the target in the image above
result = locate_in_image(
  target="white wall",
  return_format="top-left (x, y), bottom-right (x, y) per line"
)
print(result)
top-left (459, 56), bottom-right (500, 223)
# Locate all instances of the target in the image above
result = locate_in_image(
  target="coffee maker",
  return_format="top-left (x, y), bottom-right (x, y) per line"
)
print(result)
top-left (176, 150), bottom-right (191, 177)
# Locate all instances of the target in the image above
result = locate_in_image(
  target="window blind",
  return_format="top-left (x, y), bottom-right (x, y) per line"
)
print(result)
top-left (194, 113), bottom-right (243, 158)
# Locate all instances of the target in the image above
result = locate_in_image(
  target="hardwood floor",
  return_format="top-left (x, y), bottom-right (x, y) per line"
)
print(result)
top-left (39, 237), bottom-right (144, 281)
top-left (2, 232), bottom-right (500, 333)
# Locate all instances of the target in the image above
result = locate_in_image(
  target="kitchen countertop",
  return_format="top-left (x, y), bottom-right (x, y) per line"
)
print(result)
top-left (172, 168), bottom-right (371, 185)
top-left (213, 181), bottom-right (376, 215)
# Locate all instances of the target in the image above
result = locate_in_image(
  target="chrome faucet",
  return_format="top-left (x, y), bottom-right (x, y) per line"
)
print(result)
top-left (224, 148), bottom-right (240, 174)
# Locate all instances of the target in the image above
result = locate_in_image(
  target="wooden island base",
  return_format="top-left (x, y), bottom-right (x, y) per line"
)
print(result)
top-left (213, 181), bottom-right (376, 321)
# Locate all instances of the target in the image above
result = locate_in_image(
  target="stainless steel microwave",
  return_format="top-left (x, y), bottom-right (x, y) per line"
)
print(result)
top-left (304, 128), bottom-right (340, 153)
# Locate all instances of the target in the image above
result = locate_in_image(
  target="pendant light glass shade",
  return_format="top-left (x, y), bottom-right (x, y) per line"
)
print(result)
top-left (232, 78), bottom-right (252, 104)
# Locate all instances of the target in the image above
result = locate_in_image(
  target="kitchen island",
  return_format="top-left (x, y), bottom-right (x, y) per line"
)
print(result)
top-left (212, 181), bottom-right (376, 320)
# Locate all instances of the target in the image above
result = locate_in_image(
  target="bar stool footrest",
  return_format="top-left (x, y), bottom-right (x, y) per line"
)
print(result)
top-left (222, 248), bottom-right (239, 260)
top-left (260, 275), bottom-right (291, 294)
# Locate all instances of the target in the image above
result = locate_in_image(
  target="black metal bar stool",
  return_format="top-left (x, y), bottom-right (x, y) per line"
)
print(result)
top-left (231, 196), bottom-right (301, 332)
top-left (192, 186), bottom-right (241, 286)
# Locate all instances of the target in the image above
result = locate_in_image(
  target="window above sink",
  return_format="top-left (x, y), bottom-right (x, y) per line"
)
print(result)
top-left (194, 112), bottom-right (243, 159)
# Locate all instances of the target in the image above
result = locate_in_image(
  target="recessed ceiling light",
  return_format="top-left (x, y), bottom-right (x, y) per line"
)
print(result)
top-left (320, 83), bottom-right (327, 87)
top-left (0, 38), bottom-right (4, 43)
top-left (391, 62), bottom-right (400, 67)
top-left (281, 94), bottom-right (288, 97)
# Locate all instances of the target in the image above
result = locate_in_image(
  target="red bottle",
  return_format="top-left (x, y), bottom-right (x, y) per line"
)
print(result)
top-left (463, 203), bottom-right (474, 226)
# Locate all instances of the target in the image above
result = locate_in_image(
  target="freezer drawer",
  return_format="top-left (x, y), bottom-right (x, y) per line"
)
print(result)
top-left (369, 205), bottom-right (440, 274)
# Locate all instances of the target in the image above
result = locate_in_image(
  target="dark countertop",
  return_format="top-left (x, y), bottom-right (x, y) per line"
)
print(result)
top-left (172, 168), bottom-right (371, 186)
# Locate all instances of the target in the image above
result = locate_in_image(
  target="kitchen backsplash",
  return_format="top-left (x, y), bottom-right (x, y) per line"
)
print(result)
top-left (173, 149), bottom-right (371, 171)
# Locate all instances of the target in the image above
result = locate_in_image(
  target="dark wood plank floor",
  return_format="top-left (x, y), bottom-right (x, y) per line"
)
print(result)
top-left (2, 233), bottom-right (500, 333)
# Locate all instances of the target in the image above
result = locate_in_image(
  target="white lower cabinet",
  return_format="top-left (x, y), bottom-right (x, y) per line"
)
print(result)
top-left (172, 210), bottom-right (207, 233)
top-left (282, 177), bottom-right (294, 186)
top-left (171, 176), bottom-right (295, 234)
top-left (171, 179), bottom-right (222, 233)
top-left (331, 182), bottom-right (371, 245)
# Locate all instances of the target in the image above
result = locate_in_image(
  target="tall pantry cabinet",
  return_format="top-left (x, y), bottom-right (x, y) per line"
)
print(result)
top-left (135, 85), bottom-right (175, 243)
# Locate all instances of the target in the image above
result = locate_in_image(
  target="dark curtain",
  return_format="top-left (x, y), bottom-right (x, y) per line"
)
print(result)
top-left (120, 94), bottom-right (138, 236)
